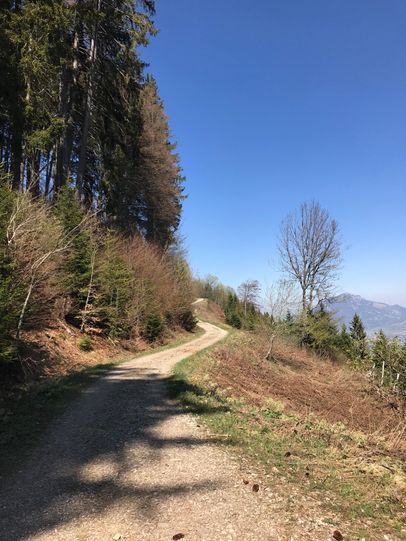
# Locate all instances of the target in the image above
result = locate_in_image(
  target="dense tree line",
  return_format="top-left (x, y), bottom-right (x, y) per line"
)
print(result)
top-left (0, 1), bottom-right (195, 380)
top-left (0, 178), bottom-right (195, 376)
top-left (0, 0), bottom-right (182, 246)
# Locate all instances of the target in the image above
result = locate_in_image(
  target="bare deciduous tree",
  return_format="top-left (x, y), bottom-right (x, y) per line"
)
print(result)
top-left (7, 192), bottom-right (97, 338)
top-left (263, 279), bottom-right (297, 362)
top-left (7, 193), bottom-right (66, 337)
top-left (267, 279), bottom-right (297, 320)
top-left (237, 280), bottom-right (261, 317)
top-left (279, 201), bottom-right (341, 313)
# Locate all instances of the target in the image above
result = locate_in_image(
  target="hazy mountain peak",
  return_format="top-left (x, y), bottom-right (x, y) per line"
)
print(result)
top-left (329, 293), bottom-right (406, 337)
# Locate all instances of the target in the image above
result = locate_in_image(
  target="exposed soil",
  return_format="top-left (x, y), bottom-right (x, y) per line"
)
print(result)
top-left (2, 320), bottom-right (194, 390)
top-left (18, 322), bottom-right (135, 379)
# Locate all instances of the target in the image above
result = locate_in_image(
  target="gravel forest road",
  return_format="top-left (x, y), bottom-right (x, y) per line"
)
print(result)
top-left (0, 321), bottom-right (331, 541)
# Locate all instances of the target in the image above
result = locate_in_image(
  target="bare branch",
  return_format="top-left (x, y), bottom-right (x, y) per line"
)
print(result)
top-left (237, 280), bottom-right (261, 317)
top-left (278, 201), bottom-right (342, 312)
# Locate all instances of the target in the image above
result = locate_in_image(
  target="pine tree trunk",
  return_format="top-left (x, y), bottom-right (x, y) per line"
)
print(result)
top-left (11, 128), bottom-right (23, 190)
top-left (55, 23), bottom-right (79, 192)
top-left (44, 149), bottom-right (54, 198)
top-left (25, 157), bottom-right (31, 192)
top-left (3, 136), bottom-right (11, 171)
top-left (29, 150), bottom-right (41, 196)
top-left (76, 0), bottom-right (101, 201)
top-left (55, 65), bottom-right (72, 190)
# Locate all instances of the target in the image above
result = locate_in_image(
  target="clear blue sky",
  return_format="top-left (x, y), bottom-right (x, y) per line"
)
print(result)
top-left (142, 0), bottom-right (406, 305)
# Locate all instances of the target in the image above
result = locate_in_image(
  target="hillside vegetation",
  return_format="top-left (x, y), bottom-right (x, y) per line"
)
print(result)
top-left (174, 326), bottom-right (406, 540)
top-left (0, 0), bottom-right (197, 389)
top-left (178, 275), bottom-right (406, 539)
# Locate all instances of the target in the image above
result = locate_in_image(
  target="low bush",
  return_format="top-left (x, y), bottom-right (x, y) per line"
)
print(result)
top-left (177, 310), bottom-right (198, 332)
top-left (78, 335), bottom-right (93, 351)
top-left (144, 314), bottom-right (165, 342)
top-left (225, 311), bottom-right (242, 329)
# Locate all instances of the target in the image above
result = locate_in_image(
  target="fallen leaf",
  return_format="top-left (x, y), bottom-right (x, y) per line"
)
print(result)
top-left (172, 534), bottom-right (185, 540)
top-left (252, 484), bottom-right (259, 492)
top-left (333, 530), bottom-right (343, 541)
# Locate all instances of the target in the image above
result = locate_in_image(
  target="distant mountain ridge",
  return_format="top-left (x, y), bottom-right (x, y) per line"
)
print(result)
top-left (328, 293), bottom-right (406, 337)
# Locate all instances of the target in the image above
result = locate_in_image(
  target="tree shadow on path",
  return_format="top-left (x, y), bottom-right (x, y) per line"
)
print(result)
top-left (0, 363), bottom-right (230, 540)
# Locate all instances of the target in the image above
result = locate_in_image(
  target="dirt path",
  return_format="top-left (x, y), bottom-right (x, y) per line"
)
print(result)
top-left (0, 322), bottom-right (332, 541)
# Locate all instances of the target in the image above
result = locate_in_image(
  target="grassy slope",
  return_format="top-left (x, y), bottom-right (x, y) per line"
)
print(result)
top-left (0, 325), bottom-right (204, 477)
top-left (172, 332), bottom-right (406, 541)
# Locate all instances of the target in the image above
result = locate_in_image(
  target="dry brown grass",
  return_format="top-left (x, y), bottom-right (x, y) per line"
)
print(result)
top-left (208, 332), bottom-right (406, 458)
top-left (175, 331), bottom-right (406, 538)
top-left (4, 318), bottom-right (194, 389)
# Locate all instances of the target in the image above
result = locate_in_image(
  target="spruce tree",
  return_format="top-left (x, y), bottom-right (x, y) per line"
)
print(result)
top-left (339, 323), bottom-right (352, 355)
top-left (54, 187), bottom-right (92, 322)
top-left (388, 337), bottom-right (405, 392)
top-left (224, 292), bottom-right (242, 328)
top-left (371, 330), bottom-right (389, 384)
top-left (95, 232), bottom-right (132, 338)
top-left (300, 308), bottom-right (340, 358)
top-left (0, 173), bottom-right (23, 366)
top-left (349, 313), bottom-right (369, 362)
top-left (245, 303), bottom-right (259, 331)
top-left (135, 78), bottom-right (184, 247)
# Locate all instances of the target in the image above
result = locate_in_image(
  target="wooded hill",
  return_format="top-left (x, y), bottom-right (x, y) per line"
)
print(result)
top-left (0, 1), bottom-right (196, 381)
top-left (0, 1), bottom-right (182, 245)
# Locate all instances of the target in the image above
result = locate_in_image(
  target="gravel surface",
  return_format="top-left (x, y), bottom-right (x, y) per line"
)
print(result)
top-left (0, 322), bottom-right (334, 541)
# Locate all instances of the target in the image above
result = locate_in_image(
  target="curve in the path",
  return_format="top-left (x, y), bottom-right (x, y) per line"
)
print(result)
top-left (0, 321), bottom-right (331, 541)
top-left (0, 322), bottom-right (232, 540)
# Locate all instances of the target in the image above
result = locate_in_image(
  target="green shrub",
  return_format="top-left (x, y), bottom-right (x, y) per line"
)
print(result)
top-left (178, 309), bottom-right (197, 332)
top-left (279, 308), bottom-right (343, 359)
top-left (224, 292), bottom-right (243, 328)
top-left (95, 233), bottom-right (132, 338)
top-left (0, 175), bottom-right (24, 369)
top-left (144, 314), bottom-right (165, 342)
top-left (54, 187), bottom-right (92, 318)
top-left (225, 311), bottom-right (242, 329)
top-left (78, 335), bottom-right (93, 351)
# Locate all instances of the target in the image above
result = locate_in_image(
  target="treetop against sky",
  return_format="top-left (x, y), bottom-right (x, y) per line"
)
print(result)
top-left (143, 0), bottom-right (406, 305)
